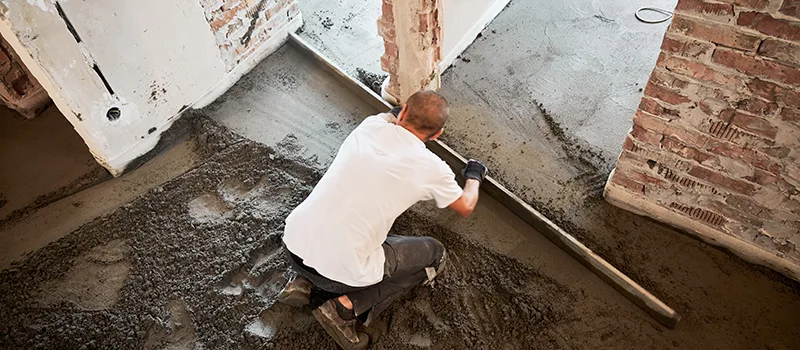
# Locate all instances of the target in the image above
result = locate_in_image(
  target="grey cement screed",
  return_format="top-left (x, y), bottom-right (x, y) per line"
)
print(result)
top-left (1, 40), bottom-right (799, 348)
top-left (297, 0), bottom-right (382, 79)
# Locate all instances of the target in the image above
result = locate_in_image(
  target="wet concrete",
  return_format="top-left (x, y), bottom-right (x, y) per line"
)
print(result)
top-left (203, 41), bottom-right (800, 348)
top-left (1, 38), bottom-right (799, 348)
top-left (297, 0), bottom-right (382, 78)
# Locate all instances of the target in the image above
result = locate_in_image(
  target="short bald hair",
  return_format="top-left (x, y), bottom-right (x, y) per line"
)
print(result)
top-left (404, 90), bottom-right (449, 137)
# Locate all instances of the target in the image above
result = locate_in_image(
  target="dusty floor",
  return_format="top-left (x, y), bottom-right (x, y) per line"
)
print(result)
top-left (0, 105), bottom-right (109, 222)
top-left (2, 0), bottom-right (800, 348)
top-left (2, 113), bottom-right (798, 349)
top-left (0, 117), bottom-right (573, 349)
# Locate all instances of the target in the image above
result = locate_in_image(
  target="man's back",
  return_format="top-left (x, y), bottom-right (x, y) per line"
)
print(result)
top-left (283, 113), bottom-right (462, 287)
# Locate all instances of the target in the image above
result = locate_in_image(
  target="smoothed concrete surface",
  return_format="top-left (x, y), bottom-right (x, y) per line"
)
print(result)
top-left (205, 44), bottom-right (376, 167)
top-left (297, 0), bottom-right (383, 77)
top-left (0, 105), bottom-right (110, 220)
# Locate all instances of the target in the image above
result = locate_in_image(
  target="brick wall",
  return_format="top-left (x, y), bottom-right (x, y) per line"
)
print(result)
top-left (605, 0), bottom-right (800, 279)
top-left (378, 0), bottom-right (443, 103)
top-left (201, 0), bottom-right (301, 71)
top-left (0, 35), bottom-right (50, 119)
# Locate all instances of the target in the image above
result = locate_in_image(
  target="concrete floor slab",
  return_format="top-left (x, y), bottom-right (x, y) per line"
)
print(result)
top-left (0, 105), bottom-right (110, 221)
top-left (204, 41), bottom-right (800, 348)
top-left (297, 0), bottom-right (383, 77)
top-left (205, 44), bottom-right (377, 167)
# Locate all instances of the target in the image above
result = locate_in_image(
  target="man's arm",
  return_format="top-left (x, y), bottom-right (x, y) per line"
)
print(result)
top-left (448, 179), bottom-right (480, 217)
top-left (448, 160), bottom-right (488, 218)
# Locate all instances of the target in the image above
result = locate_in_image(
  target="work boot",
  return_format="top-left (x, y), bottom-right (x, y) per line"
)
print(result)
top-left (423, 250), bottom-right (448, 287)
top-left (277, 276), bottom-right (311, 308)
top-left (312, 299), bottom-right (369, 350)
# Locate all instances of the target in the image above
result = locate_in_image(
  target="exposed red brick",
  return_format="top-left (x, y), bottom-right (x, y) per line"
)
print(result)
top-left (661, 35), bottom-right (715, 60)
top-left (644, 81), bottom-right (692, 105)
top-left (662, 137), bottom-right (716, 163)
top-left (634, 110), bottom-right (669, 133)
top-left (706, 138), bottom-right (781, 173)
top-left (757, 38), bottom-right (800, 67)
top-left (381, 0), bottom-right (394, 20)
top-left (675, 0), bottom-right (735, 20)
top-left (716, 0), bottom-right (769, 10)
top-left (760, 145), bottom-right (790, 158)
top-left (689, 165), bottom-right (757, 194)
top-left (712, 48), bottom-right (800, 86)
top-left (670, 201), bottom-right (728, 227)
top-left (657, 53), bottom-right (742, 89)
top-left (782, 0), bottom-right (800, 19)
top-left (707, 200), bottom-right (766, 227)
top-left (737, 11), bottom-right (800, 42)
top-left (622, 135), bottom-right (637, 152)
top-left (745, 78), bottom-right (800, 110)
top-left (639, 97), bottom-right (681, 120)
top-left (650, 68), bottom-right (692, 90)
top-left (664, 124), bottom-right (710, 146)
top-left (735, 97), bottom-right (778, 116)
top-left (718, 109), bottom-right (778, 139)
top-left (209, 2), bottom-right (248, 31)
top-left (631, 124), bottom-right (664, 145)
top-left (782, 107), bottom-right (800, 124)
top-left (419, 12), bottom-right (429, 32)
top-left (745, 168), bottom-right (799, 195)
top-left (670, 15), bottom-right (761, 51)
top-left (727, 194), bottom-right (773, 219)
top-left (621, 167), bottom-right (668, 186)
top-left (610, 170), bottom-right (645, 194)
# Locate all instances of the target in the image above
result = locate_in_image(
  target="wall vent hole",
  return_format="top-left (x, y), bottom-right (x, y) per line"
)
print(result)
top-left (107, 107), bottom-right (121, 121)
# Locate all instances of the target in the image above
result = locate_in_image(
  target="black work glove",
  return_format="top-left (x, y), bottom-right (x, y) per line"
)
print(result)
top-left (461, 159), bottom-right (488, 182)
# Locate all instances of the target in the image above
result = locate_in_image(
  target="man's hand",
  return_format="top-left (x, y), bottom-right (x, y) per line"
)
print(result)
top-left (461, 160), bottom-right (488, 182)
top-left (449, 160), bottom-right (487, 218)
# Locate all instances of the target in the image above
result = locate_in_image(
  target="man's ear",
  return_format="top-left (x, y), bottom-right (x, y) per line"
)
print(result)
top-left (429, 128), bottom-right (444, 141)
top-left (397, 105), bottom-right (408, 122)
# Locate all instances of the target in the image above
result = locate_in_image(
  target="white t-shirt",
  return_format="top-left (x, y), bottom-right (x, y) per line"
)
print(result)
top-left (283, 112), bottom-right (463, 287)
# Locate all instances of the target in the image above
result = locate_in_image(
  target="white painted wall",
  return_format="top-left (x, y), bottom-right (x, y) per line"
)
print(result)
top-left (0, 0), bottom-right (301, 175)
top-left (440, 0), bottom-right (510, 71)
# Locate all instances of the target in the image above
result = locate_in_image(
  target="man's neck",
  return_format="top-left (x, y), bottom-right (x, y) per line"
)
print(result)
top-left (397, 122), bottom-right (428, 142)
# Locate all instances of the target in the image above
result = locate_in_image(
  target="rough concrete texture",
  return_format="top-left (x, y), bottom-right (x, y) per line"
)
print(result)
top-left (207, 43), bottom-right (800, 347)
top-left (297, 0), bottom-right (383, 77)
top-left (2, 39), bottom-right (800, 348)
top-left (0, 117), bottom-right (576, 349)
top-left (430, 0), bottom-right (800, 346)
top-left (0, 105), bottom-right (109, 222)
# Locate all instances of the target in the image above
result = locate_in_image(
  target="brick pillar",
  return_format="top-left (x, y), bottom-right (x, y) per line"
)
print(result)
top-left (378, 0), bottom-right (443, 104)
top-left (605, 0), bottom-right (800, 280)
top-left (0, 35), bottom-right (50, 118)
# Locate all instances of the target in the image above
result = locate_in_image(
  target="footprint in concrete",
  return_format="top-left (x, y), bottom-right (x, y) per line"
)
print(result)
top-left (187, 193), bottom-right (231, 223)
top-left (39, 239), bottom-right (131, 310)
top-left (217, 236), bottom-right (290, 300)
top-left (143, 299), bottom-right (197, 350)
top-left (245, 303), bottom-right (316, 341)
top-left (407, 332), bottom-right (432, 347)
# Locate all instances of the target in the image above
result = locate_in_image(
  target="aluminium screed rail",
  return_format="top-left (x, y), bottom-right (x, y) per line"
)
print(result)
top-left (287, 32), bottom-right (681, 329)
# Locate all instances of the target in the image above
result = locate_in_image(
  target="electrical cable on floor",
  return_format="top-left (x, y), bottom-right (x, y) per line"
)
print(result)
top-left (635, 7), bottom-right (673, 23)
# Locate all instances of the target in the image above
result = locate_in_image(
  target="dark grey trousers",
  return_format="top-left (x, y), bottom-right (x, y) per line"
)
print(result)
top-left (285, 235), bottom-right (446, 325)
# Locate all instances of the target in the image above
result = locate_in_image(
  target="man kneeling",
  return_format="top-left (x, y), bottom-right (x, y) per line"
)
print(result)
top-left (279, 90), bottom-right (487, 349)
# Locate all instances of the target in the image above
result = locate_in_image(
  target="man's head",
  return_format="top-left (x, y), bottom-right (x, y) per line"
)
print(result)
top-left (397, 90), bottom-right (449, 141)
